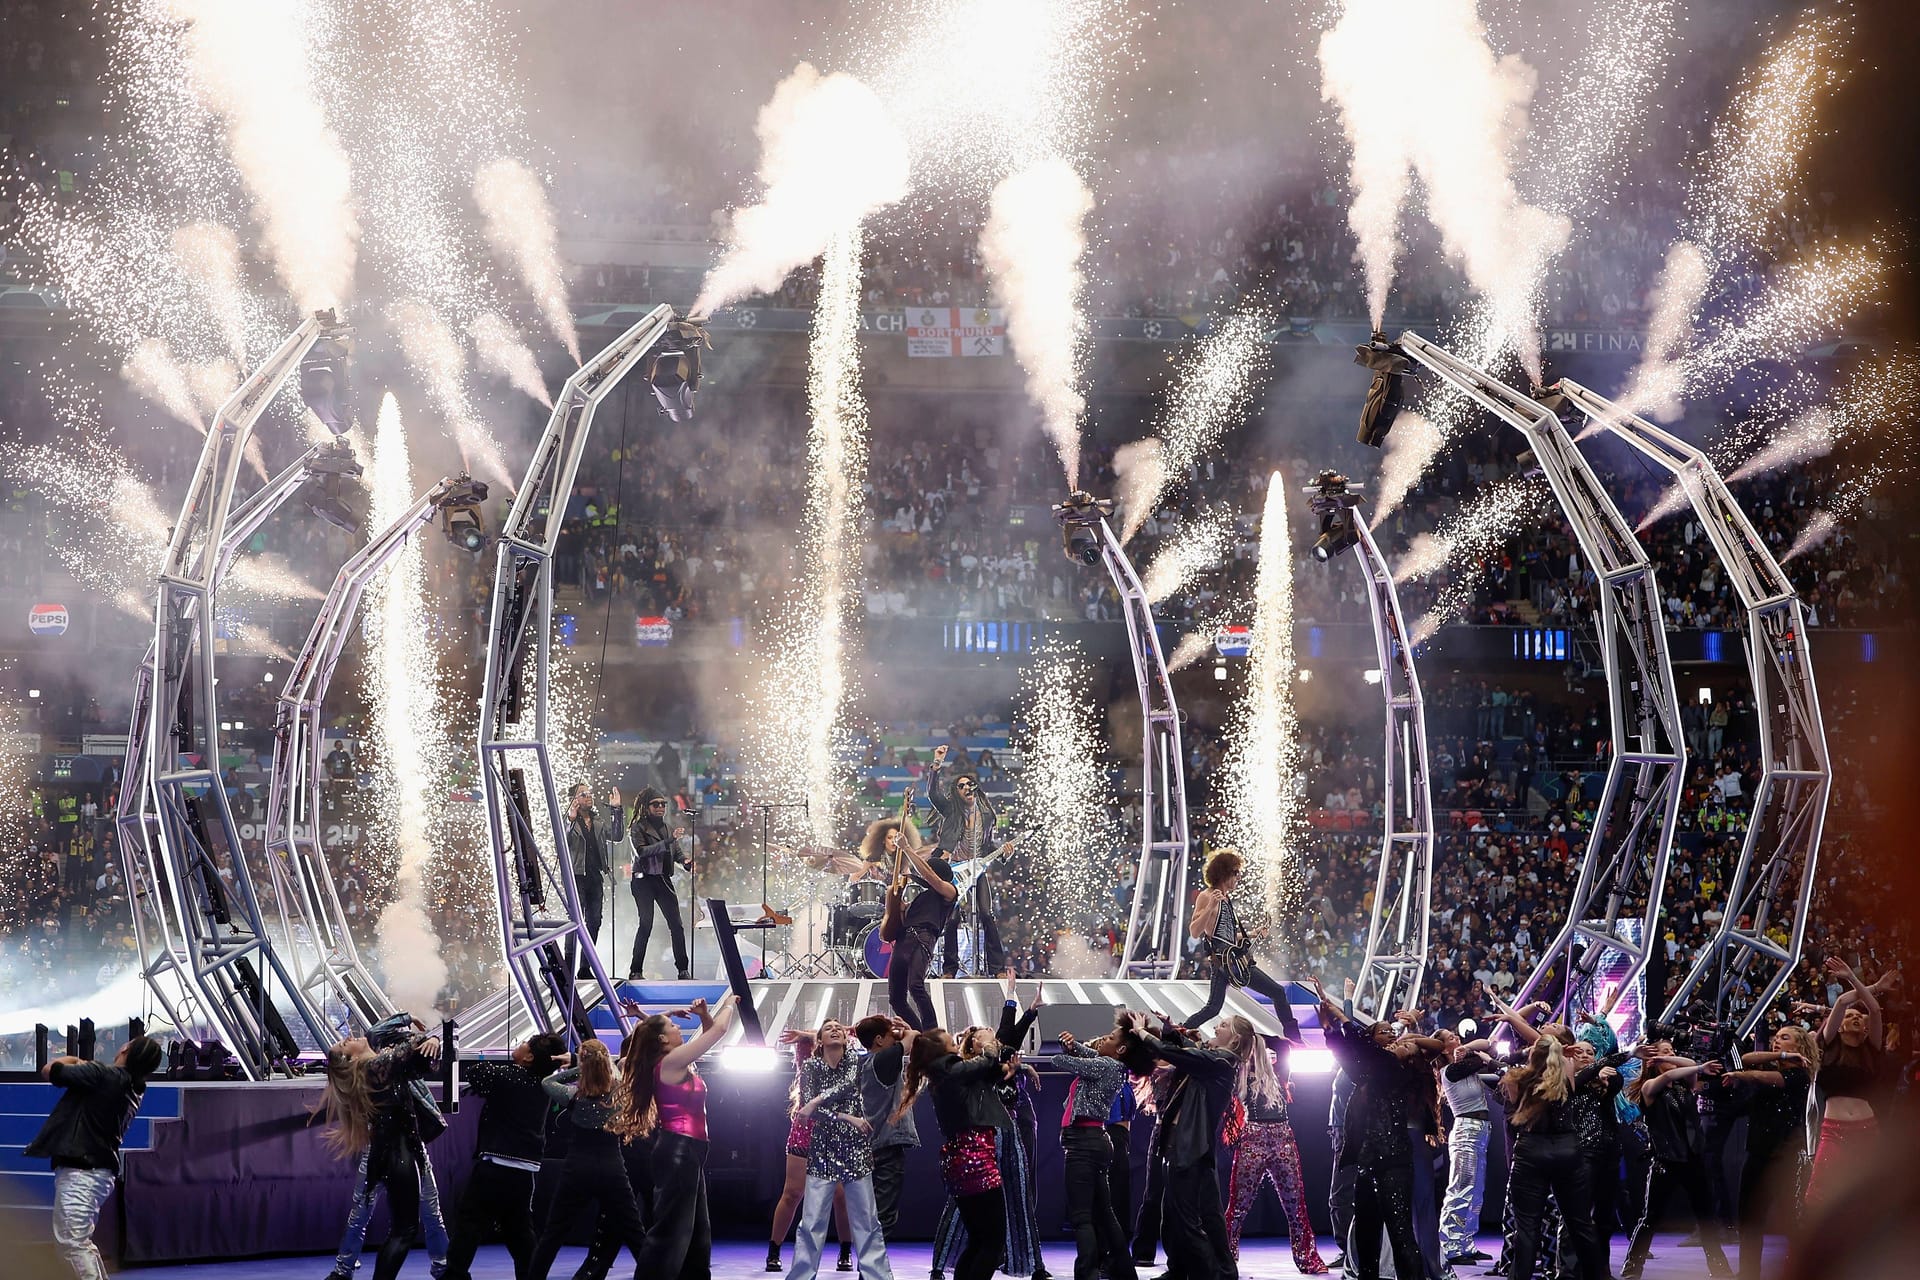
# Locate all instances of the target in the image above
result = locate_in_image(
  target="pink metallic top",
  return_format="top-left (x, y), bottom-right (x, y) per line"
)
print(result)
top-left (656, 1066), bottom-right (709, 1140)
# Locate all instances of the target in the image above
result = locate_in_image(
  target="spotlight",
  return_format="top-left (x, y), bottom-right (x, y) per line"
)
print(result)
top-left (1050, 489), bottom-right (1115, 566)
top-left (1354, 332), bottom-right (1413, 448)
top-left (1457, 1018), bottom-right (1478, 1037)
top-left (445, 512), bottom-right (487, 553)
top-left (1213, 664), bottom-right (1227, 681)
top-left (1305, 469), bottom-right (1362, 563)
top-left (301, 473), bottom-right (364, 536)
top-left (647, 318), bottom-right (711, 421)
top-left (718, 1045), bottom-right (780, 1072)
top-left (437, 476), bottom-right (491, 553)
top-left (299, 311), bottom-right (354, 437)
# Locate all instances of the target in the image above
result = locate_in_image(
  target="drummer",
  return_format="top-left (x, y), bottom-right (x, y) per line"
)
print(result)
top-left (855, 816), bottom-right (922, 878)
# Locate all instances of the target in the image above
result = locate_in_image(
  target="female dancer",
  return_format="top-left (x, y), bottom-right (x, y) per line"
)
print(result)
top-left (1223, 1013), bottom-right (1328, 1274)
top-left (1621, 1042), bottom-right (1733, 1279)
top-left (1049, 1021), bottom-right (1139, 1280)
top-left (930, 988), bottom-right (1045, 1280)
top-left (317, 1027), bottom-right (441, 1280)
top-left (1722, 1024), bottom-right (1817, 1279)
top-left (1498, 1032), bottom-right (1610, 1280)
top-left (1564, 1038), bottom-right (1624, 1261)
top-left (786, 1018), bottom-right (893, 1280)
top-left (1807, 958), bottom-right (1890, 1205)
top-left (897, 1022), bottom-right (1016, 1280)
top-left (614, 992), bottom-right (739, 1280)
top-left (529, 1040), bottom-right (649, 1279)
top-left (768, 1028), bottom-right (851, 1273)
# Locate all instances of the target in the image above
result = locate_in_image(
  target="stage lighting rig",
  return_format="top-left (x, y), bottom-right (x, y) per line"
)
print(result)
top-left (436, 476), bottom-right (491, 553)
top-left (1354, 331), bottom-right (1413, 448)
top-left (1307, 469), bottom-right (1363, 563)
top-left (647, 317), bottom-right (712, 421)
top-left (1051, 489), bottom-right (1115, 565)
top-left (298, 310), bottom-right (354, 437)
top-left (298, 438), bottom-right (366, 535)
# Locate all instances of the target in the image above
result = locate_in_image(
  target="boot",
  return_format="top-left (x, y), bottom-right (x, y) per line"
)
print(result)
top-left (766, 1241), bottom-right (783, 1272)
top-left (838, 1241), bottom-right (854, 1271)
top-left (1704, 1244), bottom-right (1733, 1279)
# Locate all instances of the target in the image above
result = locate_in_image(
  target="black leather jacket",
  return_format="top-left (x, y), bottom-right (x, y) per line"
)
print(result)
top-left (1142, 1027), bottom-right (1236, 1169)
top-left (565, 804), bottom-right (624, 880)
top-left (929, 1046), bottom-right (1015, 1136)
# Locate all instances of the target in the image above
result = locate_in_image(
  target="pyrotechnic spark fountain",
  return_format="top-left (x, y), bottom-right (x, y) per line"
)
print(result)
top-left (1120, 312), bottom-right (1274, 539)
top-left (1318, 0), bottom-right (1571, 379)
top-left (187, 358), bottom-right (241, 417)
top-left (1394, 476), bottom-right (1550, 585)
top-left (390, 300), bottom-right (511, 488)
top-left (1530, 0), bottom-right (1676, 211)
top-left (1619, 242), bottom-right (1710, 422)
top-left (1368, 412), bottom-right (1445, 528)
top-left (980, 159), bottom-right (1094, 486)
top-left (470, 312), bottom-right (554, 409)
top-left (1782, 509), bottom-right (1840, 564)
top-left (1165, 631), bottom-right (1214, 675)
top-left (473, 157), bottom-right (581, 365)
top-left (693, 64), bottom-right (910, 316)
top-left (1141, 508), bottom-right (1235, 605)
top-left (121, 338), bottom-right (204, 432)
top-left (1222, 474), bottom-right (1303, 927)
top-left (171, 222), bottom-right (255, 364)
top-left (169, 0), bottom-right (358, 312)
top-left (1012, 638), bottom-right (1120, 929)
top-left (365, 392), bottom-right (449, 1017)
top-left (1726, 408), bottom-right (1837, 484)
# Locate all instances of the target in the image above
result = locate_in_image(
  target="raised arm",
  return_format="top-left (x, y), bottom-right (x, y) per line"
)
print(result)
top-left (1488, 992), bottom-right (1542, 1046)
top-left (1819, 958), bottom-right (1883, 1047)
top-left (1639, 1057), bottom-right (1722, 1101)
top-left (661, 994), bottom-right (738, 1078)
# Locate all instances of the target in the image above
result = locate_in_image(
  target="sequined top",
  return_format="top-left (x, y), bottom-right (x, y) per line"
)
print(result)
top-left (796, 1052), bottom-right (871, 1181)
top-left (656, 1067), bottom-right (708, 1141)
top-left (1325, 1022), bottom-right (1417, 1167)
top-left (1570, 1065), bottom-right (1623, 1152)
top-left (1053, 1044), bottom-right (1127, 1123)
top-left (1744, 1066), bottom-right (1811, 1153)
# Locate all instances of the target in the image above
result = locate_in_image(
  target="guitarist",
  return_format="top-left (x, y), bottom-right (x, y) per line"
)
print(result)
top-left (885, 836), bottom-right (957, 1032)
top-left (927, 744), bottom-right (1011, 978)
top-left (1187, 847), bottom-right (1296, 1027)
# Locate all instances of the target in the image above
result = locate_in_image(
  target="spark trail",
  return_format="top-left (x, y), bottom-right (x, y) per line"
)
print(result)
top-left (473, 157), bottom-right (581, 365)
top-left (1012, 637), bottom-right (1120, 931)
top-left (469, 312), bottom-right (553, 408)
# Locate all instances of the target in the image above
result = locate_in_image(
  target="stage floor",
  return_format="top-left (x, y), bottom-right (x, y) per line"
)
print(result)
top-left (116, 1233), bottom-right (1770, 1278)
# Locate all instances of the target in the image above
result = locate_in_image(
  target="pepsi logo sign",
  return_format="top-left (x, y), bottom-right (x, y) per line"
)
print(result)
top-left (29, 603), bottom-right (69, 637)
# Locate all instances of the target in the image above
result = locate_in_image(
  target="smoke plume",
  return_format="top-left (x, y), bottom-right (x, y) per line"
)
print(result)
top-left (1368, 412), bottom-right (1445, 528)
top-left (389, 300), bottom-right (510, 488)
top-left (473, 157), bottom-right (582, 365)
top-left (694, 64), bottom-right (910, 316)
top-left (122, 337), bottom-right (202, 431)
top-left (1620, 242), bottom-right (1709, 421)
top-left (469, 311), bottom-right (554, 409)
top-left (979, 158), bottom-right (1095, 486)
top-left (1113, 439), bottom-right (1167, 541)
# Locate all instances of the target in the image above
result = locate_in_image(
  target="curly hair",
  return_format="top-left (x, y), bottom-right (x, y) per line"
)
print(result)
top-left (1203, 846), bottom-right (1244, 889)
top-left (858, 816), bottom-right (920, 863)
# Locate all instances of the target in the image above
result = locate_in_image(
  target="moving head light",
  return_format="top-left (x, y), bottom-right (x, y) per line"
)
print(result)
top-left (648, 317), bottom-right (712, 421)
top-left (1355, 332), bottom-right (1413, 448)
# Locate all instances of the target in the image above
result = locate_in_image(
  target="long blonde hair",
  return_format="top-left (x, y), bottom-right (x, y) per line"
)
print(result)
top-left (1778, 1025), bottom-right (1821, 1076)
top-left (1504, 1035), bottom-right (1571, 1129)
top-left (577, 1039), bottom-right (615, 1098)
top-left (1228, 1016), bottom-right (1282, 1113)
top-left (317, 1046), bottom-right (375, 1157)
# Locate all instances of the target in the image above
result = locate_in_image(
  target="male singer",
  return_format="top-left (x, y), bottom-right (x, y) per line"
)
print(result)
top-left (625, 787), bottom-right (692, 980)
top-left (565, 783), bottom-right (622, 978)
top-left (926, 744), bottom-right (1009, 977)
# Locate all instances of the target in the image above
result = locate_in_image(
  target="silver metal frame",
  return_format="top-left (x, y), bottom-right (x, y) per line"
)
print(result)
top-left (1347, 509), bottom-right (1437, 1015)
top-left (266, 475), bottom-right (480, 1033)
top-left (1396, 333), bottom-right (1688, 1018)
top-left (1556, 380), bottom-right (1832, 1036)
top-left (1095, 517), bottom-right (1193, 978)
top-left (140, 314), bottom-right (343, 1077)
top-left (478, 305), bottom-right (683, 1042)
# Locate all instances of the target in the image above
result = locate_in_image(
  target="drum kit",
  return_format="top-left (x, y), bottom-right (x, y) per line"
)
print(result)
top-left (770, 835), bottom-right (1001, 979)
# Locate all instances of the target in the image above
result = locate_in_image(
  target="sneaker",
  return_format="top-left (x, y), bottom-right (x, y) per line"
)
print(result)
top-left (1447, 1255), bottom-right (1480, 1268)
top-left (324, 1272), bottom-right (353, 1280)
top-left (677, 969), bottom-right (694, 980)
top-left (766, 1242), bottom-right (783, 1272)
top-left (1466, 1251), bottom-right (1495, 1263)
top-left (1326, 1253), bottom-right (1346, 1271)
top-left (838, 1243), bottom-right (854, 1272)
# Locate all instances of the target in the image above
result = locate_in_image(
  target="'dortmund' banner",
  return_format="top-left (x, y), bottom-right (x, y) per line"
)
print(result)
top-left (904, 306), bottom-right (1006, 357)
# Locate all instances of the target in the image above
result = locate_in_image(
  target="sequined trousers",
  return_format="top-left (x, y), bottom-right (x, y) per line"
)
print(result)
top-left (1227, 1119), bottom-right (1328, 1274)
top-left (936, 1125), bottom-right (1038, 1276)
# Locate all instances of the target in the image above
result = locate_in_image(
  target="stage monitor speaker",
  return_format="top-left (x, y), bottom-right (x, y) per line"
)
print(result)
top-left (1035, 1003), bottom-right (1121, 1050)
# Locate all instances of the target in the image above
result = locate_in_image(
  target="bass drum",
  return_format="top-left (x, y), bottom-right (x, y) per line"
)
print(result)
top-left (858, 883), bottom-right (925, 976)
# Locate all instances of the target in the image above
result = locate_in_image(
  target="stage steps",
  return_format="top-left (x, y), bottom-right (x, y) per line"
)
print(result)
top-left (0, 1079), bottom-right (183, 1223)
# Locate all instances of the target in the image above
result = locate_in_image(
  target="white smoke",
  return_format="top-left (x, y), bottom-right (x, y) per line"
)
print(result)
top-left (1113, 439), bottom-right (1167, 541)
top-left (1620, 242), bottom-right (1710, 421)
top-left (1165, 630), bottom-right (1214, 674)
top-left (979, 158), bottom-right (1095, 486)
top-left (1318, 0), bottom-right (1571, 378)
top-left (1368, 411), bottom-right (1445, 528)
top-left (122, 337), bottom-right (202, 431)
top-left (168, 0), bottom-right (358, 312)
top-left (469, 311), bottom-right (554, 409)
top-left (473, 157), bottom-right (582, 365)
top-left (186, 358), bottom-right (240, 417)
top-left (1727, 408), bottom-right (1837, 484)
top-left (694, 64), bottom-right (911, 315)
top-left (1142, 508), bottom-right (1236, 604)
top-left (171, 222), bottom-right (253, 363)
top-left (389, 300), bottom-right (510, 488)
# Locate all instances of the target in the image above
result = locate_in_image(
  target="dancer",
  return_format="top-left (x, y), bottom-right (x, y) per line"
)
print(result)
top-left (768, 1029), bottom-right (852, 1273)
top-left (931, 988), bottom-right (1046, 1280)
top-left (1806, 958), bottom-right (1890, 1205)
top-left (626, 787), bottom-right (692, 980)
top-left (1721, 1025), bottom-right (1817, 1280)
top-left (897, 1022), bottom-right (1016, 1280)
top-left (1314, 978), bottom-right (1437, 1280)
top-left (1050, 1020), bottom-right (1140, 1280)
top-left (1223, 1010), bottom-right (1328, 1274)
top-left (1128, 1061), bottom-right (1175, 1267)
top-left (327, 1014), bottom-right (452, 1280)
top-left (571, 1004), bottom-right (667, 1280)
top-left (1187, 847), bottom-right (1297, 1027)
top-left (1562, 1037), bottom-right (1625, 1271)
top-left (1497, 1033), bottom-right (1610, 1280)
top-left (25, 1034), bottom-right (164, 1280)
top-left (566, 782), bottom-right (624, 978)
top-left (1438, 1033), bottom-right (1501, 1269)
top-left (886, 834), bottom-right (958, 1032)
top-left (785, 1019), bottom-right (895, 1280)
top-left (316, 1026), bottom-right (443, 1280)
top-left (615, 992), bottom-right (740, 1280)
top-left (852, 1015), bottom-right (920, 1239)
top-left (530, 1041), bottom-right (650, 1279)
top-left (926, 744), bottom-right (1008, 978)
top-left (1621, 1042), bottom-right (1733, 1279)
top-left (441, 1031), bottom-right (571, 1280)
top-left (1122, 1009), bottom-right (1238, 1280)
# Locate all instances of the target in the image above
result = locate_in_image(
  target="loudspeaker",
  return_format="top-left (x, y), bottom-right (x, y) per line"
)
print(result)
top-left (1035, 1003), bottom-right (1122, 1050)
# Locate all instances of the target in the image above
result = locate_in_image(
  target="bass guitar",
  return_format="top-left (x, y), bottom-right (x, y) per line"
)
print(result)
top-left (877, 789), bottom-right (917, 944)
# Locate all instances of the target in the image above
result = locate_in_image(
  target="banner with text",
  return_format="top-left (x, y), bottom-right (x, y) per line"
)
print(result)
top-left (905, 306), bottom-right (1006, 358)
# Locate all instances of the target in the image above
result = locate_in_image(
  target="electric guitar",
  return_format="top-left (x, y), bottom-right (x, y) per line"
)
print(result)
top-left (950, 838), bottom-right (1016, 899)
top-left (1211, 931), bottom-right (1257, 986)
top-left (877, 789), bottom-right (918, 944)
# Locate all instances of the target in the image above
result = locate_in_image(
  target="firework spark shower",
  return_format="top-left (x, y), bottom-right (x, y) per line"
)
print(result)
top-left (473, 157), bottom-right (582, 366)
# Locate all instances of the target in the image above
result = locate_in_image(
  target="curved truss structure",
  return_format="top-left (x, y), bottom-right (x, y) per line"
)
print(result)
top-left (1396, 333), bottom-right (1687, 1019)
top-left (479, 305), bottom-right (699, 1042)
top-left (1346, 508), bottom-right (1437, 1016)
top-left (1556, 380), bottom-right (1831, 1035)
top-left (136, 314), bottom-right (347, 1077)
top-left (266, 474), bottom-right (485, 1032)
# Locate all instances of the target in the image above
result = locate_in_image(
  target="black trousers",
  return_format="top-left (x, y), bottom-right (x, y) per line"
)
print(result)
top-left (1618, 1123), bottom-right (1652, 1234)
top-left (575, 876), bottom-right (604, 973)
top-left (1584, 1141), bottom-right (1621, 1247)
top-left (889, 926), bottom-right (941, 1031)
top-left (1507, 1134), bottom-right (1607, 1280)
top-left (1132, 1147), bottom-right (1166, 1260)
top-left (444, 1160), bottom-right (536, 1280)
top-left (629, 1131), bottom-right (711, 1280)
top-left (1351, 1159), bottom-right (1420, 1280)
top-left (367, 1135), bottom-right (423, 1280)
top-left (1328, 1124), bottom-right (1358, 1258)
top-left (872, 1144), bottom-right (908, 1239)
top-left (1189, 957), bottom-right (1293, 1029)
top-left (630, 875), bottom-right (688, 976)
top-left (1408, 1124), bottom-right (1446, 1280)
top-left (1064, 1127), bottom-right (1136, 1280)
top-left (954, 1187), bottom-right (1008, 1280)
top-left (1106, 1123), bottom-right (1134, 1248)
top-left (942, 892), bottom-right (1006, 975)
top-left (529, 1140), bottom-right (648, 1280)
top-left (1736, 1138), bottom-right (1792, 1280)
top-left (574, 1135), bottom-right (657, 1280)
top-left (1626, 1153), bottom-right (1728, 1273)
top-left (1700, 1111), bottom-right (1738, 1226)
top-left (1161, 1158), bottom-right (1232, 1280)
